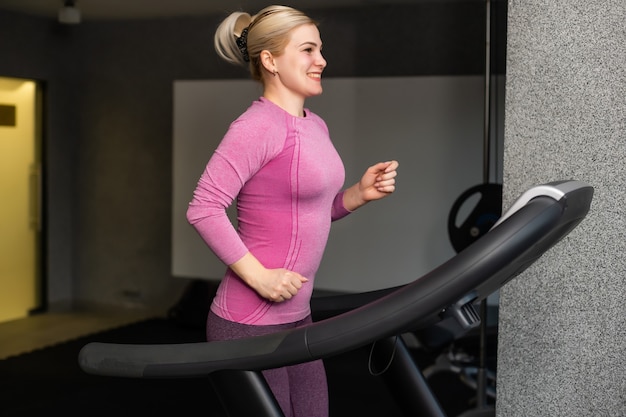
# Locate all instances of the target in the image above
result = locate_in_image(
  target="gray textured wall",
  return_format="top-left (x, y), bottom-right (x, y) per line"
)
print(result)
top-left (498, 1), bottom-right (625, 416)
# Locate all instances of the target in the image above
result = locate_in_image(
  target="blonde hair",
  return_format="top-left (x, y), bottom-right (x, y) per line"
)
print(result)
top-left (214, 5), bottom-right (317, 82)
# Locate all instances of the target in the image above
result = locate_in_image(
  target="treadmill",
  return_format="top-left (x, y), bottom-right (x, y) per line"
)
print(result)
top-left (79, 180), bottom-right (594, 417)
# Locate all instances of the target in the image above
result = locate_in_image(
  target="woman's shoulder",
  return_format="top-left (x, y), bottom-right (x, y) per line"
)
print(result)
top-left (218, 99), bottom-right (289, 159)
top-left (234, 98), bottom-right (290, 130)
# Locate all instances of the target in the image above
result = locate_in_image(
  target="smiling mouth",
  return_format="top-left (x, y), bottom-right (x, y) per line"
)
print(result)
top-left (308, 73), bottom-right (322, 79)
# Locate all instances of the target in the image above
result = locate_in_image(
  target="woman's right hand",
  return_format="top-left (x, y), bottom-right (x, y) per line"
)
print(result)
top-left (254, 268), bottom-right (309, 302)
top-left (229, 252), bottom-right (308, 302)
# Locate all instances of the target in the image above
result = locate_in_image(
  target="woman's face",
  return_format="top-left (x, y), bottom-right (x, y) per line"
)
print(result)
top-left (273, 23), bottom-right (327, 99)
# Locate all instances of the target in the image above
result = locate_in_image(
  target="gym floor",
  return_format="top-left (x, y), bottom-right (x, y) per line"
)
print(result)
top-left (0, 306), bottom-right (163, 360)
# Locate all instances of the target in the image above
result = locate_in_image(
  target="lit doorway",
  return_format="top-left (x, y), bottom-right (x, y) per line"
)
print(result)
top-left (0, 76), bottom-right (43, 323)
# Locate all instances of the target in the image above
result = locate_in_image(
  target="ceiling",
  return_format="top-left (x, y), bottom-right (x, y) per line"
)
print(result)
top-left (0, 0), bottom-right (424, 21)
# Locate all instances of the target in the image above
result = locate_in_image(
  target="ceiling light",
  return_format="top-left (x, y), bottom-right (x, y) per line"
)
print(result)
top-left (58, 0), bottom-right (81, 25)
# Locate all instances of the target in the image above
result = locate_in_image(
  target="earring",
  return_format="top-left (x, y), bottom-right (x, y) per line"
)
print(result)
top-left (272, 69), bottom-right (277, 76)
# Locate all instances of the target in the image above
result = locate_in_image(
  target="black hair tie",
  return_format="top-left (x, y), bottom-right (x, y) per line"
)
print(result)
top-left (236, 27), bottom-right (250, 62)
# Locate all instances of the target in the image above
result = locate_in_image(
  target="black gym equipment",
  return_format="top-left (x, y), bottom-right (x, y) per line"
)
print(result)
top-left (79, 180), bottom-right (593, 417)
top-left (448, 182), bottom-right (503, 254)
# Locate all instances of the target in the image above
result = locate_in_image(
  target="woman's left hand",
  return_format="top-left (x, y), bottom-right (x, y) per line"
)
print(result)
top-left (363, 160), bottom-right (398, 199)
top-left (344, 160), bottom-right (399, 211)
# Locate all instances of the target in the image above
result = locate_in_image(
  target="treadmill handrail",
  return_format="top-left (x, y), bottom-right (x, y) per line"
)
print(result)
top-left (78, 180), bottom-right (593, 379)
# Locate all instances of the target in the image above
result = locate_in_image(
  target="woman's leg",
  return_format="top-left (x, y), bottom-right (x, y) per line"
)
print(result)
top-left (260, 366), bottom-right (293, 417)
top-left (206, 313), bottom-right (328, 417)
top-left (288, 358), bottom-right (329, 417)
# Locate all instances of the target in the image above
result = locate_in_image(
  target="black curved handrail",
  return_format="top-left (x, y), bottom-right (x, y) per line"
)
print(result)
top-left (79, 180), bottom-right (593, 380)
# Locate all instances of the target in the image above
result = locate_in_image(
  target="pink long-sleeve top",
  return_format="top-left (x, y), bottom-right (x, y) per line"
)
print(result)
top-left (187, 97), bottom-right (351, 325)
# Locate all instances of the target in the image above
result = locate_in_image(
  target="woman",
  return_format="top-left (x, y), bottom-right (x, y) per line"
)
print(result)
top-left (186, 5), bottom-right (399, 417)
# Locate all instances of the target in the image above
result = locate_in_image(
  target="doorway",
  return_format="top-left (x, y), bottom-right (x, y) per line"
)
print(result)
top-left (0, 76), bottom-right (44, 323)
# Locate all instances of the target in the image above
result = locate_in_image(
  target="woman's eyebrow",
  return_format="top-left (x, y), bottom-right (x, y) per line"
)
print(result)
top-left (298, 41), bottom-right (320, 48)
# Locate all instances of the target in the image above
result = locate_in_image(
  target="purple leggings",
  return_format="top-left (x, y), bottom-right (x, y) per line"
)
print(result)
top-left (206, 312), bottom-right (329, 417)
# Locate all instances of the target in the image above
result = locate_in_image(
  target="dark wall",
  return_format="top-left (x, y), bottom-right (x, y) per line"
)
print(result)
top-left (0, 12), bottom-right (83, 306)
top-left (0, 2), bottom-right (506, 310)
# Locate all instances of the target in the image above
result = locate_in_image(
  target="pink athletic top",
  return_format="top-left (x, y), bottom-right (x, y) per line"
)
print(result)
top-left (187, 97), bottom-right (351, 325)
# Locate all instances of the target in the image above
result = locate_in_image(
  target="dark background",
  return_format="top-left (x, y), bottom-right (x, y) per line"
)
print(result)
top-left (0, 0), bottom-right (507, 316)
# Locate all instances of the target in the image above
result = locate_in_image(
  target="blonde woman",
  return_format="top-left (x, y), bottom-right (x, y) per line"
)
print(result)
top-left (187, 5), bottom-right (399, 416)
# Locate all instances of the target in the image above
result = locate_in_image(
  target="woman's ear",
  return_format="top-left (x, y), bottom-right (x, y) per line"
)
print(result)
top-left (260, 50), bottom-right (276, 74)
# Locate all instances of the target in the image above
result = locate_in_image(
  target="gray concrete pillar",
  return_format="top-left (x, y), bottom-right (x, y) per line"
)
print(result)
top-left (497, 1), bottom-right (625, 416)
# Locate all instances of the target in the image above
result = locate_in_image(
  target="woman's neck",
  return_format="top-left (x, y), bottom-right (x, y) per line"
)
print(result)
top-left (263, 87), bottom-right (305, 118)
